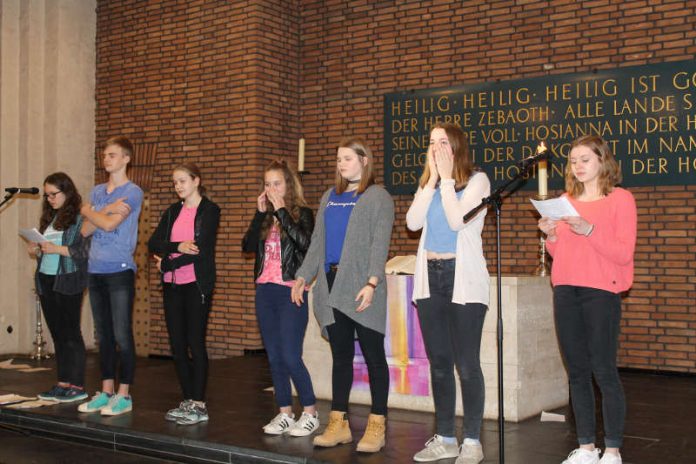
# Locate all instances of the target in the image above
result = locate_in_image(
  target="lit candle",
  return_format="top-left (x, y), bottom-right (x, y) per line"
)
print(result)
top-left (298, 138), bottom-right (305, 172)
top-left (538, 160), bottom-right (548, 197)
top-left (537, 141), bottom-right (548, 197)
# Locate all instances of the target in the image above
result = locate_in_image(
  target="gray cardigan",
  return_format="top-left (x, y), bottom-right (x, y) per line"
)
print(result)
top-left (296, 184), bottom-right (394, 337)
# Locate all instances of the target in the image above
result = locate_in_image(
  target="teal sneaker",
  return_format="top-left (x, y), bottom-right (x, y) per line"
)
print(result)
top-left (100, 394), bottom-right (132, 416)
top-left (38, 385), bottom-right (68, 402)
top-left (56, 387), bottom-right (88, 403)
top-left (77, 391), bottom-right (112, 413)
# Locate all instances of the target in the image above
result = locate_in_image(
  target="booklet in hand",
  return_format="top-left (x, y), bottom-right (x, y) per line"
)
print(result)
top-left (530, 197), bottom-right (579, 220)
top-left (19, 227), bottom-right (48, 243)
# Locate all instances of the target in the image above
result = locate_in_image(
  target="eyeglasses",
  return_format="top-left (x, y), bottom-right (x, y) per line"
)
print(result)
top-left (43, 191), bottom-right (62, 199)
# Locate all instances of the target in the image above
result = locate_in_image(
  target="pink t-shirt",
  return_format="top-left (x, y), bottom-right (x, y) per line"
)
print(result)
top-left (256, 225), bottom-right (295, 288)
top-left (546, 188), bottom-right (637, 293)
top-left (163, 206), bottom-right (197, 284)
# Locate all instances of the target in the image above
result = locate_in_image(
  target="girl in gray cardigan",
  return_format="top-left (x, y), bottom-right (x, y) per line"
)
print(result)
top-left (291, 137), bottom-right (394, 453)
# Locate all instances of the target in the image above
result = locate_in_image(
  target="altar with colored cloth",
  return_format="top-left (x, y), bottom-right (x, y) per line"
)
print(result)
top-left (302, 274), bottom-right (568, 422)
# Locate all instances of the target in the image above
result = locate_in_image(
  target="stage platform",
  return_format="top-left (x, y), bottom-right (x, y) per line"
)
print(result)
top-left (0, 353), bottom-right (694, 463)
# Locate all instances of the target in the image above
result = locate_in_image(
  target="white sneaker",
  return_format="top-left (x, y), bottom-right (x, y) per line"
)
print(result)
top-left (413, 435), bottom-right (460, 462)
top-left (288, 411), bottom-right (320, 437)
top-left (598, 452), bottom-right (622, 464)
top-left (456, 441), bottom-right (484, 464)
top-left (262, 412), bottom-right (295, 435)
top-left (562, 448), bottom-right (601, 464)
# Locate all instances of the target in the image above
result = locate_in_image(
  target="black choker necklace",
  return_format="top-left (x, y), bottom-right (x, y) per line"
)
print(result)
top-left (347, 179), bottom-right (360, 184)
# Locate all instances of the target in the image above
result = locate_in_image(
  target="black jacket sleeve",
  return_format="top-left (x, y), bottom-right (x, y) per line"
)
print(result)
top-left (160, 202), bottom-right (221, 272)
top-left (274, 207), bottom-right (314, 253)
top-left (67, 217), bottom-right (91, 262)
top-left (148, 207), bottom-right (181, 256)
top-left (242, 210), bottom-right (266, 253)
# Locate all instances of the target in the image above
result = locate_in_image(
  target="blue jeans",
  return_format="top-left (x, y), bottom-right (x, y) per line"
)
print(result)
top-left (88, 270), bottom-right (136, 385)
top-left (255, 283), bottom-right (316, 408)
top-left (416, 259), bottom-right (487, 440)
top-left (554, 285), bottom-right (625, 448)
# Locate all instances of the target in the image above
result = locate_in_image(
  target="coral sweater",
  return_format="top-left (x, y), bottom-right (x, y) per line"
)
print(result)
top-left (546, 187), bottom-right (637, 293)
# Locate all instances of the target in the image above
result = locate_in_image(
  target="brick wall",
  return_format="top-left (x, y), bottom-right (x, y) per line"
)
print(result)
top-left (95, 0), bottom-right (696, 371)
top-left (95, 0), bottom-right (302, 356)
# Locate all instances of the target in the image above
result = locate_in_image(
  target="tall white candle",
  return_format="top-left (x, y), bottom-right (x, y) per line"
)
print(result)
top-left (538, 159), bottom-right (548, 197)
top-left (298, 138), bottom-right (305, 172)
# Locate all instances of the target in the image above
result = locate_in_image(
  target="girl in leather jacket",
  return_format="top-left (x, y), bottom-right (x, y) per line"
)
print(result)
top-left (242, 160), bottom-right (318, 437)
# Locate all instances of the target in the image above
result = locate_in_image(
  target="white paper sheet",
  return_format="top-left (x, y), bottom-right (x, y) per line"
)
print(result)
top-left (530, 197), bottom-right (579, 220)
top-left (19, 227), bottom-right (48, 243)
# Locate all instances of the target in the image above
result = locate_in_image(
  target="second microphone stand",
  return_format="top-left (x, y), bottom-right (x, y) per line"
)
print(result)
top-left (462, 152), bottom-right (546, 464)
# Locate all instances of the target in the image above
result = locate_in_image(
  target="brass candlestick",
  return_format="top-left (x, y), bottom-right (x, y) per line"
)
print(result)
top-left (30, 288), bottom-right (51, 360)
top-left (533, 193), bottom-right (551, 277)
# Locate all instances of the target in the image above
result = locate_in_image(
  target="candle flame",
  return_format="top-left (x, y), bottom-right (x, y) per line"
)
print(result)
top-left (537, 141), bottom-right (547, 154)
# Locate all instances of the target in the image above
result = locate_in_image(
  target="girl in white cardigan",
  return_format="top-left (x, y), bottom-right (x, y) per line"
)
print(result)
top-left (406, 123), bottom-right (490, 464)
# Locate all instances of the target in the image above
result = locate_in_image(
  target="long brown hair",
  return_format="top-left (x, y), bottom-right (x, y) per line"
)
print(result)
top-left (334, 137), bottom-right (376, 195)
top-left (565, 134), bottom-right (622, 198)
top-left (419, 123), bottom-right (474, 191)
top-left (39, 172), bottom-right (82, 232)
top-left (260, 160), bottom-right (307, 239)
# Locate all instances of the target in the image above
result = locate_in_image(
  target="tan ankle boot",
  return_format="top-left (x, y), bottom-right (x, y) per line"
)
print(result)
top-left (313, 410), bottom-right (352, 447)
top-left (356, 414), bottom-right (386, 453)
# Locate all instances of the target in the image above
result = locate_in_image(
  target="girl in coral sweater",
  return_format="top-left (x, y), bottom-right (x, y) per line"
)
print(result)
top-left (538, 135), bottom-right (637, 464)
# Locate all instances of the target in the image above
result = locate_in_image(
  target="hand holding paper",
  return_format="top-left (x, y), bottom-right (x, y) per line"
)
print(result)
top-left (19, 228), bottom-right (48, 243)
top-left (530, 196), bottom-right (579, 220)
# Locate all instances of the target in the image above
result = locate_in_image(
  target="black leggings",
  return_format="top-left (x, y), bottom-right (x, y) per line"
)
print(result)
top-left (163, 282), bottom-right (211, 402)
top-left (554, 285), bottom-right (625, 448)
top-left (325, 270), bottom-right (389, 415)
top-left (38, 273), bottom-right (86, 387)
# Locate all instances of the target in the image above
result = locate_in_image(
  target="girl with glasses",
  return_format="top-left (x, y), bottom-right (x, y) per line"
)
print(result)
top-left (29, 172), bottom-right (90, 404)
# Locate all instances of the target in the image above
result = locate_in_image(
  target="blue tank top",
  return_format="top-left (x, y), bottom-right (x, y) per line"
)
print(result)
top-left (424, 187), bottom-right (462, 253)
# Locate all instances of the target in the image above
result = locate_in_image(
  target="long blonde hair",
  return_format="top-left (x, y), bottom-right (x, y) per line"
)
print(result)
top-left (419, 123), bottom-right (474, 191)
top-left (334, 137), bottom-right (376, 195)
top-left (565, 135), bottom-right (622, 198)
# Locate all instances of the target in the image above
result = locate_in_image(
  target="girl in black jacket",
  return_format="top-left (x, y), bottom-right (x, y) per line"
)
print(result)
top-left (242, 160), bottom-right (318, 437)
top-left (148, 163), bottom-right (220, 426)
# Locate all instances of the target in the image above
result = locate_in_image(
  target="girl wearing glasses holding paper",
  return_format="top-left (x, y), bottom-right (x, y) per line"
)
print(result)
top-left (538, 135), bottom-right (637, 464)
top-left (28, 172), bottom-right (90, 403)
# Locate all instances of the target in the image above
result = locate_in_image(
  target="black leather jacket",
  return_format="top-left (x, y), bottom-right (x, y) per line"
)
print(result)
top-left (242, 206), bottom-right (314, 282)
top-left (148, 196), bottom-right (220, 298)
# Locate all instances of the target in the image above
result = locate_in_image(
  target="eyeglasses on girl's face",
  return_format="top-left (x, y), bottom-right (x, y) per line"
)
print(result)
top-left (43, 191), bottom-right (62, 199)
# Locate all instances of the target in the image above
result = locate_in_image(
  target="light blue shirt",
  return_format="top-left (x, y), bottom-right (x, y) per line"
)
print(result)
top-left (88, 181), bottom-right (143, 273)
top-left (424, 187), bottom-right (463, 253)
top-left (39, 224), bottom-right (63, 275)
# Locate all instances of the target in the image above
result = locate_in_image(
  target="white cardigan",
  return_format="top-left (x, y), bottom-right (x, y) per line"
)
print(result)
top-left (405, 173), bottom-right (491, 306)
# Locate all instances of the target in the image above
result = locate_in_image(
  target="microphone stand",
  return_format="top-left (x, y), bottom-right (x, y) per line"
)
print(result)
top-left (1, 189), bottom-right (50, 359)
top-left (0, 191), bottom-right (17, 210)
top-left (463, 152), bottom-right (546, 464)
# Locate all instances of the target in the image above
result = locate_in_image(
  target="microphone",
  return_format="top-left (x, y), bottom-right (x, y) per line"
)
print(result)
top-left (517, 142), bottom-right (550, 169)
top-left (5, 187), bottom-right (39, 194)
